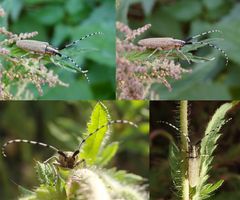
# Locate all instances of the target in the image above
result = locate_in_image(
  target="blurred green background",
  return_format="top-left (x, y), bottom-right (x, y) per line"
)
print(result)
top-left (0, 101), bottom-right (149, 199)
top-left (0, 0), bottom-right (115, 100)
top-left (117, 0), bottom-right (240, 99)
top-left (150, 101), bottom-right (240, 200)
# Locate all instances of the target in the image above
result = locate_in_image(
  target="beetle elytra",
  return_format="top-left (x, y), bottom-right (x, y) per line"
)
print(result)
top-left (16, 32), bottom-right (103, 82)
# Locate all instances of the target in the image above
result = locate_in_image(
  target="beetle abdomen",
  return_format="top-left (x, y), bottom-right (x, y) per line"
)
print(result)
top-left (138, 38), bottom-right (185, 50)
top-left (16, 40), bottom-right (49, 54)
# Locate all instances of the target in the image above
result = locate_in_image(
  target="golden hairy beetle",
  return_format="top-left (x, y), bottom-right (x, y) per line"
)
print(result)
top-left (15, 32), bottom-right (103, 82)
top-left (2, 120), bottom-right (137, 185)
top-left (138, 38), bottom-right (185, 50)
top-left (138, 30), bottom-right (228, 66)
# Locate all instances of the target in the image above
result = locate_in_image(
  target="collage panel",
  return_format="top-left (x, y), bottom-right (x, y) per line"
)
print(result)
top-left (150, 101), bottom-right (240, 199)
top-left (116, 1), bottom-right (240, 100)
top-left (0, 101), bottom-right (149, 199)
top-left (1, 0), bottom-right (240, 200)
top-left (0, 0), bottom-right (115, 100)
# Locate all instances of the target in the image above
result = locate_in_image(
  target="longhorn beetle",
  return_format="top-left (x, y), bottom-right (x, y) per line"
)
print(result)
top-left (2, 119), bottom-right (137, 185)
top-left (138, 30), bottom-right (228, 66)
top-left (157, 118), bottom-right (231, 188)
top-left (16, 32), bottom-right (103, 82)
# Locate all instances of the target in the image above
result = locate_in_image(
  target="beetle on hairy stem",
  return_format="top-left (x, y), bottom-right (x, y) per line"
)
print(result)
top-left (157, 118), bottom-right (231, 188)
top-left (2, 119), bottom-right (137, 186)
top-left (138, 30), bottom-right (228, 66)
top-left (15, 32), bottom-right (103, 82)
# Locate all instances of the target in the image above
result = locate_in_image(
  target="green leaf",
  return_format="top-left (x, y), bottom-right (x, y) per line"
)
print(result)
top-left (193, 102), bottom-right (238, 199)
top-left (28, 5), bottom-right (64, 26)
top-left (141, 0), bottom-right (155, 16)
top-left (80, 102), bottom-right (110, 165)
top-left (96, 142), bottom-right (119, 166)
top-left (35, 161), bottom-right (56, 185)
top-left (109, 168), bottom-right (144, 184)
top-left (201, 180), bottom-right (224, 195)
top-left (19, 185), bottom-right (35, 198)
top-left (169, 142), bottom-right (182, 195)
top-left (163, 0), bottom-right (202, 22)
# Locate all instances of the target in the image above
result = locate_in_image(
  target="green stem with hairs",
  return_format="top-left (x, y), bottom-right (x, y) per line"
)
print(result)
top-left (179, 101), bottom-right (189, 200)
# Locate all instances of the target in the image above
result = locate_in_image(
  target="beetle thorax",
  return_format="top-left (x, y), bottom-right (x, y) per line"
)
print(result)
top-left (58, 151), bottom-right (78, 169)
top-left (45, 46), bottom-right (61, 56)
top-left (189, 145), bottom-right (199, 158)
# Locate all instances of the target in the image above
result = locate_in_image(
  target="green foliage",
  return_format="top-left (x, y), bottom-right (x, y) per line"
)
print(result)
top-left (1, 102), bottom-right (148, 200)
top-left (35, 162), bottom-right (57, 185)
top-left (193, 102), bottom-right (237, 200)
top-left (169, 142), bottom-right (182, 196)
top-left (0, 101), bottom-right (148, 199)
top-left (80, 102), bottom-right (110, 165)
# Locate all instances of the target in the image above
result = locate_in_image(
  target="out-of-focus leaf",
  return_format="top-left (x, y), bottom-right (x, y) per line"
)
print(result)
top-left (163, 0), bottom-right (202, 22)
top-left (39, 79), bottom-right (93, 100)
top-left (202, 0), bottom-right (225, 10)
top-left (28, 5), bottom-right (64, 25)
top-left (10, 0), bottom-right (23, 21)
top-left (217, 4), bottom-right (240, 64)
top-left (141, 0), bottom-right (155, 16)
top-left (96, 142), bottom-right (119, 166)
top-left (149, 9), bottom-right (182, 38)
top-left (65, 0), bottom-right (85, 15)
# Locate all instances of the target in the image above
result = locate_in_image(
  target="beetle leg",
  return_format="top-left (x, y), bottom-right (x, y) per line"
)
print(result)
top-left (74, 159), bottom-right (86, 168)
top-left (20, 52), bottom-right (31, 58)
top-left (176, 49), bottom-right (190, 64)
top-left (164, 49), bottom-right (173, 59)
top-left (147, 48), bottom-right (159, 59)
top-left (52, 162), bottom-right (62, 186)
top-left (43, 155), bottom-right (58, 164)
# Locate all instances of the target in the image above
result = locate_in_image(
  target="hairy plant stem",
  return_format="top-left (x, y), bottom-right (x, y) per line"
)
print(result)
top-left (179, 101), bottom-right (190, 200)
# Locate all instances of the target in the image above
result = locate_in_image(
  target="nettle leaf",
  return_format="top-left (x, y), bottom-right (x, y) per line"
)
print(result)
top-left (34, 185), bottom-right (66, 200)
top-left (193, 102), bottom-right (238, 200)
top-left (96, 142), bottom-right (119, 167)
top-left (201, 180), bottom-right (224, 197)
top-left (18, 185), bottom-right (35, 199)
top-left (169, 141), bottom-right (182, 196)
top-left (35, 161), bottom-right (56, 185)
top-left (80, 102), bottom-right (110, 165)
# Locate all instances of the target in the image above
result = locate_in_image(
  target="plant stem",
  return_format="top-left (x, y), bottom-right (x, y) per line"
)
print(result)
top-left (179, 101), bottom-right (190, 200)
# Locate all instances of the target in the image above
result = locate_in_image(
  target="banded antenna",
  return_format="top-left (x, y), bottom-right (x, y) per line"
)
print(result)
top-left (2, 119), bottom-right (137, 159)
top-left (57, 32), bottom-right (103, 81)
top-left (156, 120), bottom-right (180, 132)
top-left (184, 29), bottom-right (228, 66)
top-left (58, 53), bottom-right (89, 82)
top-left (184, 29), bottom-right (222, 42)
top-left (64, 32), bottom-right (104, 49)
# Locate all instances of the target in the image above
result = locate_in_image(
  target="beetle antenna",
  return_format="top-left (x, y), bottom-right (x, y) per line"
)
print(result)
top-left (156, 120), bottom-right (180, 132)
top-left (190, 41), bottom-right (228, 66)
top-left (2, 139), bottom-right (60, 158)
top-left (76, 120), bottom-right (137, 153)
top-left (58, 53), bottom-right (90, 82)
top-left (63, 32), bottom-right (103, 49)
top-left (185, 29), bottom-right (222, 42)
